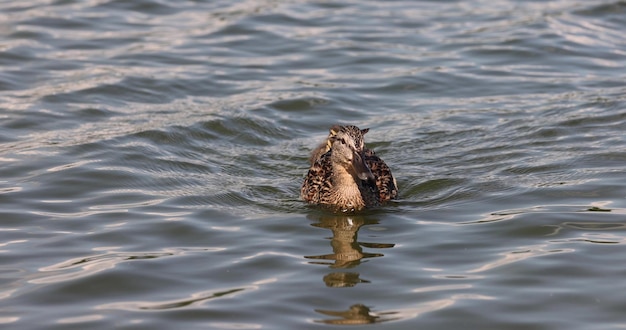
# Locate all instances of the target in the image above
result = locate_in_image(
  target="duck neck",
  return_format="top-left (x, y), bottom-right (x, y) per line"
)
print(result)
top-left (331, 163), bottom-right (365, 210)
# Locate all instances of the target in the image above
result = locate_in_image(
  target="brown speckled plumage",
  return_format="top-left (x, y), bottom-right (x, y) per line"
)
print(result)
top-left (301, 125), bottom-right (398, 212)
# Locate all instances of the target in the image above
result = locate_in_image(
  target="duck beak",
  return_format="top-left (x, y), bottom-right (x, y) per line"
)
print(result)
top-left (351, 151), bottom-right (375, 181)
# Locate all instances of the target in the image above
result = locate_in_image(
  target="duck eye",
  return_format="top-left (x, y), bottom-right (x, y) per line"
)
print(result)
top-left (340, 138), bottom-right (346, 145)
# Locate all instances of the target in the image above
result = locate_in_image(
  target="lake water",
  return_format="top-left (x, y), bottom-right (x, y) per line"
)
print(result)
top-left (1, 0), bottom-right (626, 329)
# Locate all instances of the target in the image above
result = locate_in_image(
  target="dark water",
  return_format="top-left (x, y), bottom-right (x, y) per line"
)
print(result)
top-left (1, 0), bottom-right (626, 328)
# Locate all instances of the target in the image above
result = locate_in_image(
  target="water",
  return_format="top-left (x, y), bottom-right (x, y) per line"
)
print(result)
top-left (1, 0), bottom-right (626, 328)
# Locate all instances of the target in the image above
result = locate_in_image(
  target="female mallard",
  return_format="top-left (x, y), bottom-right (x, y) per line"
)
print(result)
top-left (301, 125), bottom-right (398, 212)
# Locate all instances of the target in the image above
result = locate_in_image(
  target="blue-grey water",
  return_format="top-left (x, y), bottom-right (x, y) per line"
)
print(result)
top-left (1, 0), bottom-right (626, 329)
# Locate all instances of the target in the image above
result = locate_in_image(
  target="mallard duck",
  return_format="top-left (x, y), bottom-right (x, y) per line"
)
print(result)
top-left (301, 125), bottom-right (398, 212)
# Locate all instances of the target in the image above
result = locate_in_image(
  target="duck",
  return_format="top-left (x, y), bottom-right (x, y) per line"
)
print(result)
top-left (301, 125), bottom-right (398, 212)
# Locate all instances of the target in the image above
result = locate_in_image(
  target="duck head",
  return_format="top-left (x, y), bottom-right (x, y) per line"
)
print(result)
top-left (329, 125), bottom-right (375, 181)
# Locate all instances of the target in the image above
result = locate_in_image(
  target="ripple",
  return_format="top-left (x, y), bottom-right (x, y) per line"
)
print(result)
top-left (57, 314), bottom-right (104, 324)
top-left (97, 287), bottom-right (251, 311)
top-left (32, 248), bottom-right (225, 284)
top-left (412, 284), bottom-right (473, 293)
top-left (467, 245), bottom-right (575, 274)
top-left (0, 317), bottom-right (19, 324)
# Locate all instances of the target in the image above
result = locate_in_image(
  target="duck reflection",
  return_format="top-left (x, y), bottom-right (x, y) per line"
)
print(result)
top-left (305, 214), bottom-right (394, 287)
top-left (315, 303), bottom-right (399, 325)
top-left (322, 272), bottom-right (369, 288)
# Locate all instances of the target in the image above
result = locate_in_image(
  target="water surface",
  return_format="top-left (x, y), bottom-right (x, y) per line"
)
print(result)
top-left (1, 0), bottom-right (626, 329)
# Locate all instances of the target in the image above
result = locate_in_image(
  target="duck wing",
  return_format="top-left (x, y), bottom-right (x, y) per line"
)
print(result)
top-left (363, 149), bottom-right (398, 202)
top-left (301, 151), bottom-right (333, 203)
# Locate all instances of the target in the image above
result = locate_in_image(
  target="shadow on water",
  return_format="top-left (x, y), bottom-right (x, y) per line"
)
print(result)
top-left (304, 212), bottom-right (399, 324)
